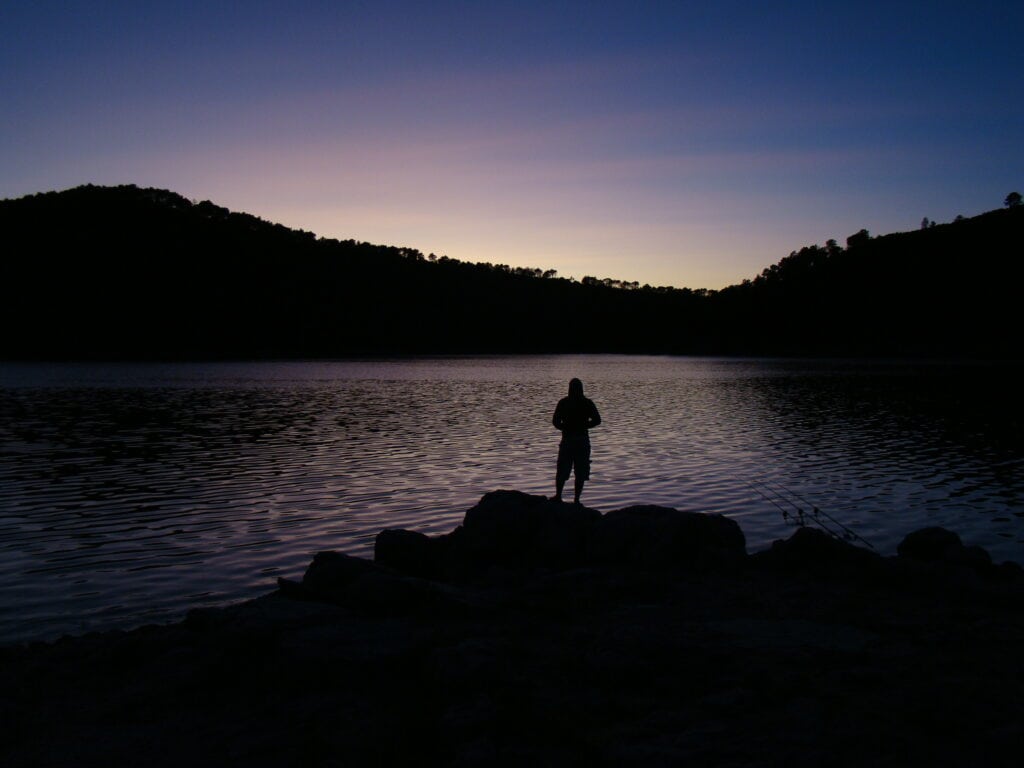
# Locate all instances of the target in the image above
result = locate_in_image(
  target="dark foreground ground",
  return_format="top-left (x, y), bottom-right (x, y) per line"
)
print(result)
top-left (2, 491), bottom-right (1023, 767)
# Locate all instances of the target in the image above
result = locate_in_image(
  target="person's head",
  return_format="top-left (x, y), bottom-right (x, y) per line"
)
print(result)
top-left (568, 378), bottom-right (584, 398)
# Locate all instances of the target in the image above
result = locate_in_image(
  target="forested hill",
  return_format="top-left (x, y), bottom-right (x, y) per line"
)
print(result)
top-left (1, 184), bottom-right (1022, 358)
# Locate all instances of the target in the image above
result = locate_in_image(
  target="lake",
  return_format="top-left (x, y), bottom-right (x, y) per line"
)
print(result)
top-left (1, 356), bottom-right (1022, 644)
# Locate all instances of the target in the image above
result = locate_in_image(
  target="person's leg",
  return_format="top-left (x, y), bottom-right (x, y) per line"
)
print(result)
top-left (555, 440), bottom-right (570, 502)
top-left (574, 437), bottom-right (591, 504)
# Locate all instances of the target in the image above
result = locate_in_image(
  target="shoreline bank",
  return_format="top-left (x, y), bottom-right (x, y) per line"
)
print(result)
top-left (3, 491), bottom-right (1023, 766)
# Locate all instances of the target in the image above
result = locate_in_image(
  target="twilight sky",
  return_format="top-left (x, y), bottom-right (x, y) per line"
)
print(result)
top-left (2, 1), bottom-right (1021, 289)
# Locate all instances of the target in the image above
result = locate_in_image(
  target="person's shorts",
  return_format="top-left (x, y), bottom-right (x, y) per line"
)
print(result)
top-left (557, 435), bottom-right (591, 482)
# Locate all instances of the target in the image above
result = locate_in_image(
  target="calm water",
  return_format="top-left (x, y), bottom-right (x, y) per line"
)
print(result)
top-left (1, 356), bottom-right (1022, 644)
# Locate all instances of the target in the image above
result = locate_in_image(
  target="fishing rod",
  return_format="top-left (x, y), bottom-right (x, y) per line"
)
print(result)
top-left (747, 481), bottom-right (794, 519)
top-left (748, 479), bottom-right (851, 543)
top-left (763, 480), bottom-right (876, 549)
top-left (747, 478), bottom-right (875, 549)
top-left (748, 481), bottom-right (806, 524)
top-left (772, 479), bottom-right (874, 549)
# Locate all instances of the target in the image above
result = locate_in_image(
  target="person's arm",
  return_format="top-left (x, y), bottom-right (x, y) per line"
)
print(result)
top-left (552, 401), bottom-right (565, 431)
top-left (587, 402), bottom-right (602, 429)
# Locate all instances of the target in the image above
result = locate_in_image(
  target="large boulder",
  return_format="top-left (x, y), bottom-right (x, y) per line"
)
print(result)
top-left (301, 551), bottom-right (379, 602)
top-left (460, 490), bottom-right (548, 560)
top-left (457, 490), bottom-right (601, 568)
top-left (897, 527), bottom-right (992, 569)
top-left (378, 492), bottom-right (747, 574)
top-left (376, 528), bottom-right (446, 579)
top-left (589, 505), bottom-right (746, 568)
top-left (531, 498), bottom-right (604, 567)
top-left (754, 526), bottom-right (882, 571)
top-left (296, 549), bottom-right (474, 615)
top-left (894, 526), bottom-right (1010, 583)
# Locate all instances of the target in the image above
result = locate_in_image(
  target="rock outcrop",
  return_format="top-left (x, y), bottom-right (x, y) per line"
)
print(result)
top-left (753, 525), bottom-right (883, 572)
top-left (5, 491), bottom-right (1023, 768)
top-left (375, 489), bottom-right (747, 579)
top-left (897, 525), bottom-right (1024, 581)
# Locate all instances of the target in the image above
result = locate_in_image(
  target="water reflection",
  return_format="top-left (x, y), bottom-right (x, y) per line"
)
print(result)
top-left (1, 357), bottom-right (1022, 643)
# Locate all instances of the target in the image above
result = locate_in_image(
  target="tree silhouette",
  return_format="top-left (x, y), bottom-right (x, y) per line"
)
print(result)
top-left (2, 184), bottom-right (1023, 359)
top-left (1005, 191), bottom-right (1022, 208)
top-left (846, 229), bottom-right (870, 249)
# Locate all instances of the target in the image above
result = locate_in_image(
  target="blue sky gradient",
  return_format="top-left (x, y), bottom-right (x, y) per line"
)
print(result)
top-left (3, 1), bottom-right (1021, 287)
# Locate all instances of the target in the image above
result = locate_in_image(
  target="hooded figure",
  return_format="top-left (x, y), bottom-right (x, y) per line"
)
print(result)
top-left (552, 378), bottom-right (602, 504)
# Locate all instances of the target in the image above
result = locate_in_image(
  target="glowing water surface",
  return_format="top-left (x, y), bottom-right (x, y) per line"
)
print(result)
top-left (1, 357), bottom-right (1022, 643)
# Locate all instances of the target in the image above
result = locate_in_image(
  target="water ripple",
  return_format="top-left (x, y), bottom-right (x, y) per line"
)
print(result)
top-left (1, 357), bottom-right (1022, 643)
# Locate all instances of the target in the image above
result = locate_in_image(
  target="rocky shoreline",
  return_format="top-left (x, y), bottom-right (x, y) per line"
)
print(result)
top-left (3, 490), bottom-right (1024, 767)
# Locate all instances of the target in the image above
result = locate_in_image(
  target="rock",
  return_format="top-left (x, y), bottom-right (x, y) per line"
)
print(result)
top-left (530, 498), bottom-right (602, 567)
top-left (459, 490), bottom-right (548, 562)
top-left (590, 505), bottom-right (746, 568)
top-left (996, 561), bottom-right (1024, 580)
top-left (457, 490), bottom-right (602, 568)
top-left (301, 551), bottom-right (380, 603)
top-left (756, 526), bottom-right (882, 571)
top-left (897, 526), bottom-right (963, 561)
top-left (298, 549), bottom-right (474, 616)
top-left (962, 545), bottom-right (995, 569)
top-left (375, 528), bottom-right (445, 579)
top-left (344, 571), bottom-right (435, 615)
top-left (298, 545), bottom-right (487, 616)
top-left (897, 527), bottom-right (992, 569)
top-left (275, 577), bottom-right (311, 600)
top-left (382, 492), bottom-right (745, 574)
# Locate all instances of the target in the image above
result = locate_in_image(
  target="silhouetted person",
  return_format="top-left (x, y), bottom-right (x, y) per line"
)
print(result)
top-left (552, 378), bottom-right (601, 504)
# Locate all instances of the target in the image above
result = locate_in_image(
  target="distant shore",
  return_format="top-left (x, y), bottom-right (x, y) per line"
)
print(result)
top-left (3, 491), bottom-right (1024, 766)
top-left (5, 185), bottom-right (1024, 359)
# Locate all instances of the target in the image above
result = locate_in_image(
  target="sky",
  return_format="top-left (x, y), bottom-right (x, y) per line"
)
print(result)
top-left (2, 1), bottom-right (1022, 289)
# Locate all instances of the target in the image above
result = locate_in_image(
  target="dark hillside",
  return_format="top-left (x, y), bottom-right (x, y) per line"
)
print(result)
top-left (0, 185), bottom-right (706, 358)
top-left (712, 208), bottom-right (1024, 356)
top-left (1, 184), bottom-right (1021, 358)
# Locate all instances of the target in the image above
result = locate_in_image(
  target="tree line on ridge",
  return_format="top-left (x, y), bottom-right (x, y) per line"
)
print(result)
top-left (1, 184), bottom-right (1021, 359)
